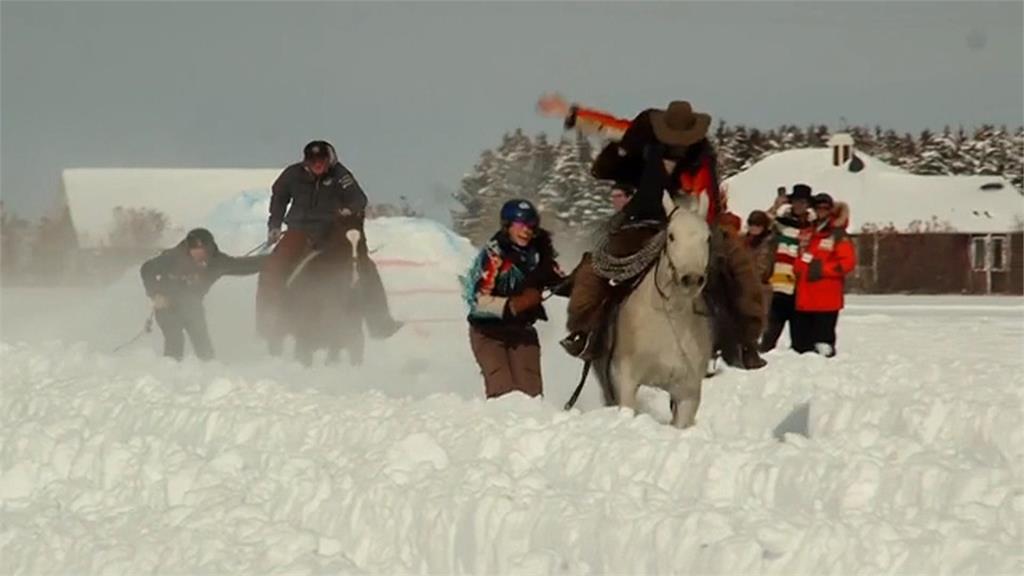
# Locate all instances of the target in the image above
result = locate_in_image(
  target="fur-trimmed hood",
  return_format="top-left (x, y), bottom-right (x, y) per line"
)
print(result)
top-left (816, 201), bottom-right (850, 234)
top-left (831, 201), bottom-right (850, 230)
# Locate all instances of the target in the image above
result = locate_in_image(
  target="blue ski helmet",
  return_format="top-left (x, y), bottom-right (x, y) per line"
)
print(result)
top-left (500, 199), bottom-right (540, 228)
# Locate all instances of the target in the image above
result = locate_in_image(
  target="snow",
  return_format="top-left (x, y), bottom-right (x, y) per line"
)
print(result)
top-left (3, 202), bottom-right (1024, 574)
top-left (724, 148), bottom-right (1023, 233)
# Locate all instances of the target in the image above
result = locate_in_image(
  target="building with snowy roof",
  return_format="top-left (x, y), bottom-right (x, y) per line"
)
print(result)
top-left (724, 136), bottom-right (1023, 294)
top-left (61, 168), bottom-right (280, 249)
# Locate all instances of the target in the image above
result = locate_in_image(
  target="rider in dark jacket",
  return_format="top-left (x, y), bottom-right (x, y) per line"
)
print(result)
top-left (140, 228), bottom-right (264, 360)
top-left (256, 140), bottom-right (401, 354)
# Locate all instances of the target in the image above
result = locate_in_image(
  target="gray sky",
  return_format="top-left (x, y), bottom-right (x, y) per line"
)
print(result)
top-left (2, 1), bottom-right (1022, 221)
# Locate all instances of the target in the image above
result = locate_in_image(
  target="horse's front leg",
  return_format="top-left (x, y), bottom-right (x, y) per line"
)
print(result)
top-left (670, 385), bottom-right (702, 429)
top-left (611, 358), bottom-right (640, 415)
top-left (326, 347), bottom-right (340, 364)
top-left (294, 331), bottom-right (315, 367)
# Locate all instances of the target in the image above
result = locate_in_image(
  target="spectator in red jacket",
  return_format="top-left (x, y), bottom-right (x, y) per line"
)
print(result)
top-left (792, 194), bottom-right (855, 357)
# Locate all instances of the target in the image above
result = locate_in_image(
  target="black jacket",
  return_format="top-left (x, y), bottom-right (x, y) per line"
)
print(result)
top-left (466, 228), bottom-right (564, 329)
top-left (592, 111), bottom-right (722, 225)
top-left (140, 241), bottom-right (265, 305)
top-left (268, 161), bottom-right (368, 235)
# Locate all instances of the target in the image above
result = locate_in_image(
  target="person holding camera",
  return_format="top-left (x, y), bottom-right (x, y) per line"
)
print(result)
top-left (760, 184), bottom-right (815, 352)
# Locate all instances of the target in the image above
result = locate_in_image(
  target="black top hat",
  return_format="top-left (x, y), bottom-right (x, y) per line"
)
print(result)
top-left (789, 183), bottom-right (813, 202)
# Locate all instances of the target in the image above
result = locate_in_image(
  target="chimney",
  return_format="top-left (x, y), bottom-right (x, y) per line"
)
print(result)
top-left (827, 133), bottom-right (855, 167)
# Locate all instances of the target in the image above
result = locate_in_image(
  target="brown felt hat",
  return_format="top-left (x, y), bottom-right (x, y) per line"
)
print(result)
top-left (649, 101), bottom-right (712, 147)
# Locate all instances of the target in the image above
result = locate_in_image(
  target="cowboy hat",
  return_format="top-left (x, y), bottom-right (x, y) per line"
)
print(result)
top-left (649, 101), bottom-right (712, 147)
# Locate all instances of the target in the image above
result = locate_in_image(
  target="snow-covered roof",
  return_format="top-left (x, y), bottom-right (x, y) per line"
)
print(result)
top-left (62, 168), bottom-right (280, 247)
top-left (724, 148), bottom-right (1022, 234)
top-left (827, 133), bottom-right (854, 147)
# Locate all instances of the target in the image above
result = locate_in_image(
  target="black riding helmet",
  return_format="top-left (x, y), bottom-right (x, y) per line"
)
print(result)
top-left (303, 140), bottom-right (336, 164)
top-left (185, 228), bottom-right (218, 253)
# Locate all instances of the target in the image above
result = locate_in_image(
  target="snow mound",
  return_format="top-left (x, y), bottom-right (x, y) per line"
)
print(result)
top-left (203, 191), bottom-right (478, 269)
top-left (2, 298), bottom-right (1022, 574)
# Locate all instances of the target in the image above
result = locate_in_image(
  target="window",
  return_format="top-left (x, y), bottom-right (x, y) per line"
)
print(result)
top-left (972, 237), bottom-right (987, 271)
top-left (971, 235), bottom-right (1010, 272)
top-left (991, 236), bottom-right (1007, 271)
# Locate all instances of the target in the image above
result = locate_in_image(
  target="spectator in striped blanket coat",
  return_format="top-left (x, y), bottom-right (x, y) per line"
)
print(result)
top-left (760, 183), bottom-right (815, 352)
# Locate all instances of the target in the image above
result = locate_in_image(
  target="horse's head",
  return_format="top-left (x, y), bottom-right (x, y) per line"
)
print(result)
top-left (312, 210), bottom-right (364, 255)
top-left (661, 191), bottom-right (710, 296)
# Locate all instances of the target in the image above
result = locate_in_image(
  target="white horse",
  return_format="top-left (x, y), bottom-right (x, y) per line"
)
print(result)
top-left (593, 191), bottom-right (713, 428)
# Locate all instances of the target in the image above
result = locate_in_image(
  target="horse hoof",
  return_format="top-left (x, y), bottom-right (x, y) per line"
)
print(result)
top-left (369, 319), bottom-right (403, 339)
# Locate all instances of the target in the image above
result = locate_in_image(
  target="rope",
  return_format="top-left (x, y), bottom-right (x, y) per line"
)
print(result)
top-left (243, 241), bottom-right (268, 256)
top-left (111, 312), bottom-right (154, 353)
top-left (563, 360), bottom-right (591, 411)
top-left (590, 220), bottom-right (667, 284)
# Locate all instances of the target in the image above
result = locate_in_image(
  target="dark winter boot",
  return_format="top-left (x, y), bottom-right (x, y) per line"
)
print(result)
top-left (367, 317), bottom-right (404, 339)
top-left (357, 256), bottom-right (403, 339)
top-left (718, 344), bottom-right (743, 369)
top-left (741, 345), bottom-right (768, 369)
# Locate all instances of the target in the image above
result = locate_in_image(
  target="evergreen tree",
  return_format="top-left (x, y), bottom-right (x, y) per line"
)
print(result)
top-left (451, 149), bottom-right (501, 244)
top-left (894, 133), bottom-right (918, 171)
top-left (33, 204), bottom-right (80, 280)
top-left (1006, 126), bottom-right (1024, 193)
top-left (0, 202), bottom-right (31, 282)
top-left (499, 129), bottom-right (535, 201)
top-left (732, 126), bottom-right (758, 171)
top-left (914, 129), bottom-right (948, 175)
top-left (778, 124), bottom-right (806, 150)
top-left (806, 124), bottom-right (829, 147)
top-left (965, 125), bottom-right (1000, 176)
top-left (541, 133), bottom-right (610, 244)
top-left (714, 121), bottom-right (742, 178)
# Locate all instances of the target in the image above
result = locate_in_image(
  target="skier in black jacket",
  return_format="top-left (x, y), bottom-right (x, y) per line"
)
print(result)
top-left (140, 228), bottom-right (265, 360)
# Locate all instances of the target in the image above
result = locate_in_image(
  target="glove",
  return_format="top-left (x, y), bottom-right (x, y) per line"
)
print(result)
top-left (807, 259), bottom-right (823, 282)
top-left (508, 288), bottom-right (543, 316)
top-left (267, 227), bottom-right (282, 244)
top-left (151, 294), bottom-right (170, 310)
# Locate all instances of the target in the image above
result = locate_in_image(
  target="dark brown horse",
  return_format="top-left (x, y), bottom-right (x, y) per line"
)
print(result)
top-left (279, 215), bottom-right (366, 366)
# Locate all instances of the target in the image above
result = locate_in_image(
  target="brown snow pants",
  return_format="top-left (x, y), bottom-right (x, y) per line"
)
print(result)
top-left (469, 324), bottom-right (542, 399)
top-left (566, 225), bottom-right (661, 334)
